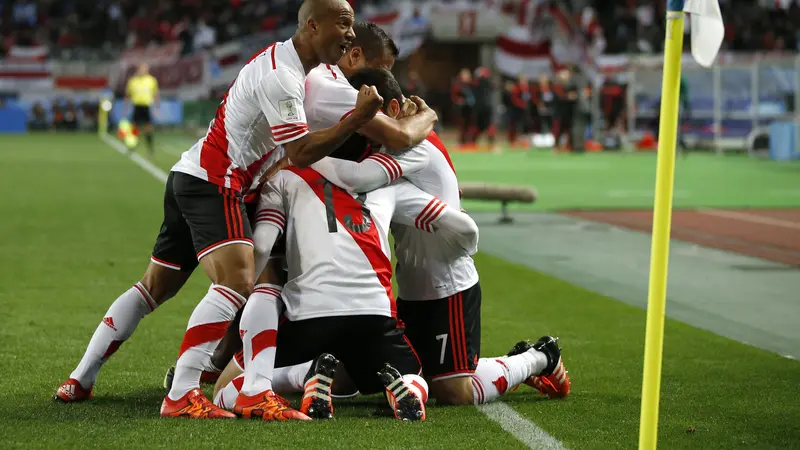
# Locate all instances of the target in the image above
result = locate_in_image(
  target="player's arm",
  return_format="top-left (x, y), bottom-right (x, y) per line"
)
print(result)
top-left (253, 174), bottom-right (287, 275)
top-left (391, 180), bottom-right (479, 255)
top-left (310, 145), bottom-right (429, 193)
top-left (357, 97), bottom-right (438, 150)
top-left (257, 70), bottom-right (382, 169)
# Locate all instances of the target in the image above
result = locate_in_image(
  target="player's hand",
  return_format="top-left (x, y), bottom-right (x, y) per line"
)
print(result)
top-left (353, 85), bottom-right (383, 122)
top-left (409, 96), bottom-right (438, 124)
top-left (258, 156), bottom-right (292, 186)
top-left (398, 97), bottom-right (418, 118)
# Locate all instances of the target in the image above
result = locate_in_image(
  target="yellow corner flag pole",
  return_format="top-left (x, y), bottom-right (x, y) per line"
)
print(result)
top-left (638, 1), bottom-right (685, 449)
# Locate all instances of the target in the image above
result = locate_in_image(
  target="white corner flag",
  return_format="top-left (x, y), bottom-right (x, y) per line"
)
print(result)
top-left (682, 0), bottom-right (725, 67)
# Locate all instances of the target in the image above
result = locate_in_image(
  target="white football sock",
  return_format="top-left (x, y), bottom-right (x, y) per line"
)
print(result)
top-left (70, 283), bottom-right (157, 387)
top-left (167, 284), bottom-right (244, 400)
top-left (240, 284), bottom-right (282, 396)
top-left (273, 361), bottom-right (312, 394)
top-left (471, 350), bottom-right (547, 405)
top-left (214, 375), bottom-right (244, 410)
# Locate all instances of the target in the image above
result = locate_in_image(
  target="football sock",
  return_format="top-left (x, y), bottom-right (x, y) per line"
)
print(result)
top-left (167, 284), bottom-right (245, 401)
top-left (214, 375), bottom-right (244, 410)
top-left (70, 283), bottom-right (157, 387)
top-left (273, 361), bottom-right (312, 394)
top-left (471, 350), bottom-right (547, 405)
top-left (146, 133), bottom-right (154, 152)
top-left (239, 284), bottom-right (282, 396)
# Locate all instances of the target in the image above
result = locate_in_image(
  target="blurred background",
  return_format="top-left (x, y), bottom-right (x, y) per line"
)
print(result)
top-left (0, 0), bottom-right (798, 159)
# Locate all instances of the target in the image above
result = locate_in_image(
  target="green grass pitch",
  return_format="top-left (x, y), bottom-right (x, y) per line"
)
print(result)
top-left (0, 133), bottom-right (798, 449)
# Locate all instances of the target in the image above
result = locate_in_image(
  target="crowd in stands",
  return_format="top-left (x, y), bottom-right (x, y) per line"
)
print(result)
top-left (1, 0), bottom-right (303, 58)
top-left (2, 0), bottom-right (799, 58)
top-left (585, 0), bottom-right (800, 55)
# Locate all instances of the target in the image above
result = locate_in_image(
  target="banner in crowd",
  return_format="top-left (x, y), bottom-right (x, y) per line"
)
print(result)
top-left (363, 6), bottom-right (429, 59)
top-left (0, 45), bottom-right (52, 92)
top-left (427, 3), bottom-right (513, 41)
top-left (109, 40), bottom-right (211, 99)
top-left (493, 0), bottom-right (586, 77)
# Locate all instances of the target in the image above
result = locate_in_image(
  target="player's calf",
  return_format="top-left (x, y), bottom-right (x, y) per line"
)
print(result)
top-left (429, 376), bottom-right (474, 405)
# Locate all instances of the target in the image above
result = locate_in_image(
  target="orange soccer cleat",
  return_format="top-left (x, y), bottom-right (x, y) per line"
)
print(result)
top-left (54, 378), bottom-right (94, 403)
top-left (233, 389), bottom-right (311, 421)
top-left (160, 388), bottom-right (236, 419)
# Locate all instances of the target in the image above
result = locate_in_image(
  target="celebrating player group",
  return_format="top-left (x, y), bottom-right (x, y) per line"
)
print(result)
top-left (55, 0), bottom-right (570, 421)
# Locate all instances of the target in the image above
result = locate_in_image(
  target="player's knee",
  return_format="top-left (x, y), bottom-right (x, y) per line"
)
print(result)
top-left (430, 377), bottom-right (474, 405)
top-left (140, 264), bottom-right (189, 305)
top-left (216, 269), bottom-right (255, 298)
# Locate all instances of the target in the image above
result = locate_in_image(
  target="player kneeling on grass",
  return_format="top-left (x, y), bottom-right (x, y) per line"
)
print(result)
top-left (298, 67), bottom-right (571, 405)
top-left (228, 124), bottom-right (482, 420)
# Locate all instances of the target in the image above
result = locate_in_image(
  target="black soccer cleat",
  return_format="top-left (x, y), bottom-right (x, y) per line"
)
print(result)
top-left (507, 336), bottom-right (563, 376)
top-left (377, 363), bottom-right (425, 421)
top-left (163, 365), bottom-right (175, 394)
top-left (300, 353), bottom-right (339, 419)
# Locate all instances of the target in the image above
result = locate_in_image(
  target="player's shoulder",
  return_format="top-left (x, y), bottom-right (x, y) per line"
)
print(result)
top-left (308, 64), bottom-right (351, 89)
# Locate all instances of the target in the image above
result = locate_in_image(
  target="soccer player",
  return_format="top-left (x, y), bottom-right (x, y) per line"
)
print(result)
top-left (55, 0), bottom-right (384, 420)
top-left (302, 68), bottom-right (571, 406)
top-left (126, 63), bottom-right (159, 156)
top-left (234, 131), bottom-right (480, 421)
top-left (197, 21), bottom-right (437, 379)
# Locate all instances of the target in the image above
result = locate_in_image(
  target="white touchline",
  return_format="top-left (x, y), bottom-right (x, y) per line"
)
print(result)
top-left (100, 133), bottom-right (168, 183)
top-left (697, 208), bottom-right (800, 231)
top-left (101, 133), bottom-right (568, 448)
top-left (479, 403), bottom-right (568, 450)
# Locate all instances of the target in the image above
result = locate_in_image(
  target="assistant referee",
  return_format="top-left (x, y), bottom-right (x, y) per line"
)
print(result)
top-left (126, 63), bottom-right (159, 156)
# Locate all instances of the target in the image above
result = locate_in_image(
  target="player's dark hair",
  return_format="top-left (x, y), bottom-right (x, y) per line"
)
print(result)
top-left (352, 22), bottom-right (399, 61)
top-left (331, 68), bottom-right (403, 162)
top-left (330, 133), bottom-right (370, 162)
top-left (347, 67), bottom-right (404, 111)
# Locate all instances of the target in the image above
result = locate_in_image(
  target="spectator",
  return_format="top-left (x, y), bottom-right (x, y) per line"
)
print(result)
top-left (506, 74), bottom-right (531, 146)
top-left (29, 102), bottom-right (49, 131)
top-left (553, 67), bottom-right (578, 151)
top-left (451, 68), bottom-right (475, 146)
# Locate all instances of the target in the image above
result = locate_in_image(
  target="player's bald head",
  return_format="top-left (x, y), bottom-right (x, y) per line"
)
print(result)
top-left (298, 0), bottom-right (352, 29)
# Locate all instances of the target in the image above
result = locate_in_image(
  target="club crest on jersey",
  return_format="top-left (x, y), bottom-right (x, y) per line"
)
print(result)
top-left (279, 99), bottom-right (300, 122)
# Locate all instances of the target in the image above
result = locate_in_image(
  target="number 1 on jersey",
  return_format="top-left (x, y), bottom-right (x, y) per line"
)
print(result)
top-left (317, 179), bottom-right (372, 234)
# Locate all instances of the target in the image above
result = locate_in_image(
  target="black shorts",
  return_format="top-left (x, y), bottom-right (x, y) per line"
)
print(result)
top-left (132, 105), bottom-right (152, 125)
top-left (274, 315), bottom-right (421, 395)
top-left (150, 171), bottom-right (253, 272)
top-left (397, 281), bottom-right (482, 381)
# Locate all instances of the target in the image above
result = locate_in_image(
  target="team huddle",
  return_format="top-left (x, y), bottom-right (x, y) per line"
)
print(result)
top-left (55, 0), bottom-right (570, 421)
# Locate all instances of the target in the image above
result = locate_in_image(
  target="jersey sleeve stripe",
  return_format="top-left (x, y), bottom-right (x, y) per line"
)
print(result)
top-left (271, 123), bottom-right (306, 131)
top-left (253, 286), bottom-right (282, 298)
top-left (272, 125), bottom-right (308, 138)
top-left (274, 127), bottom-right (308, 144)
top-left (368, 153), bottom-right (399, 181)
top-left (255, 210), bottom-right (286, 225)
top-left (273, 124), bottom-right (308, 135)
top-left (381, 154), bottom-right (403, 180)
top-left (255, 210), bottom-right (286, 222)
top-left (416, 199), bottom-right (446, 232)
top-left (422, 202), bottom-right (447, 231)
top-left (415, 199), bottom-right (438, 230)
top-left (270, 44), bottom-right (277, 69)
